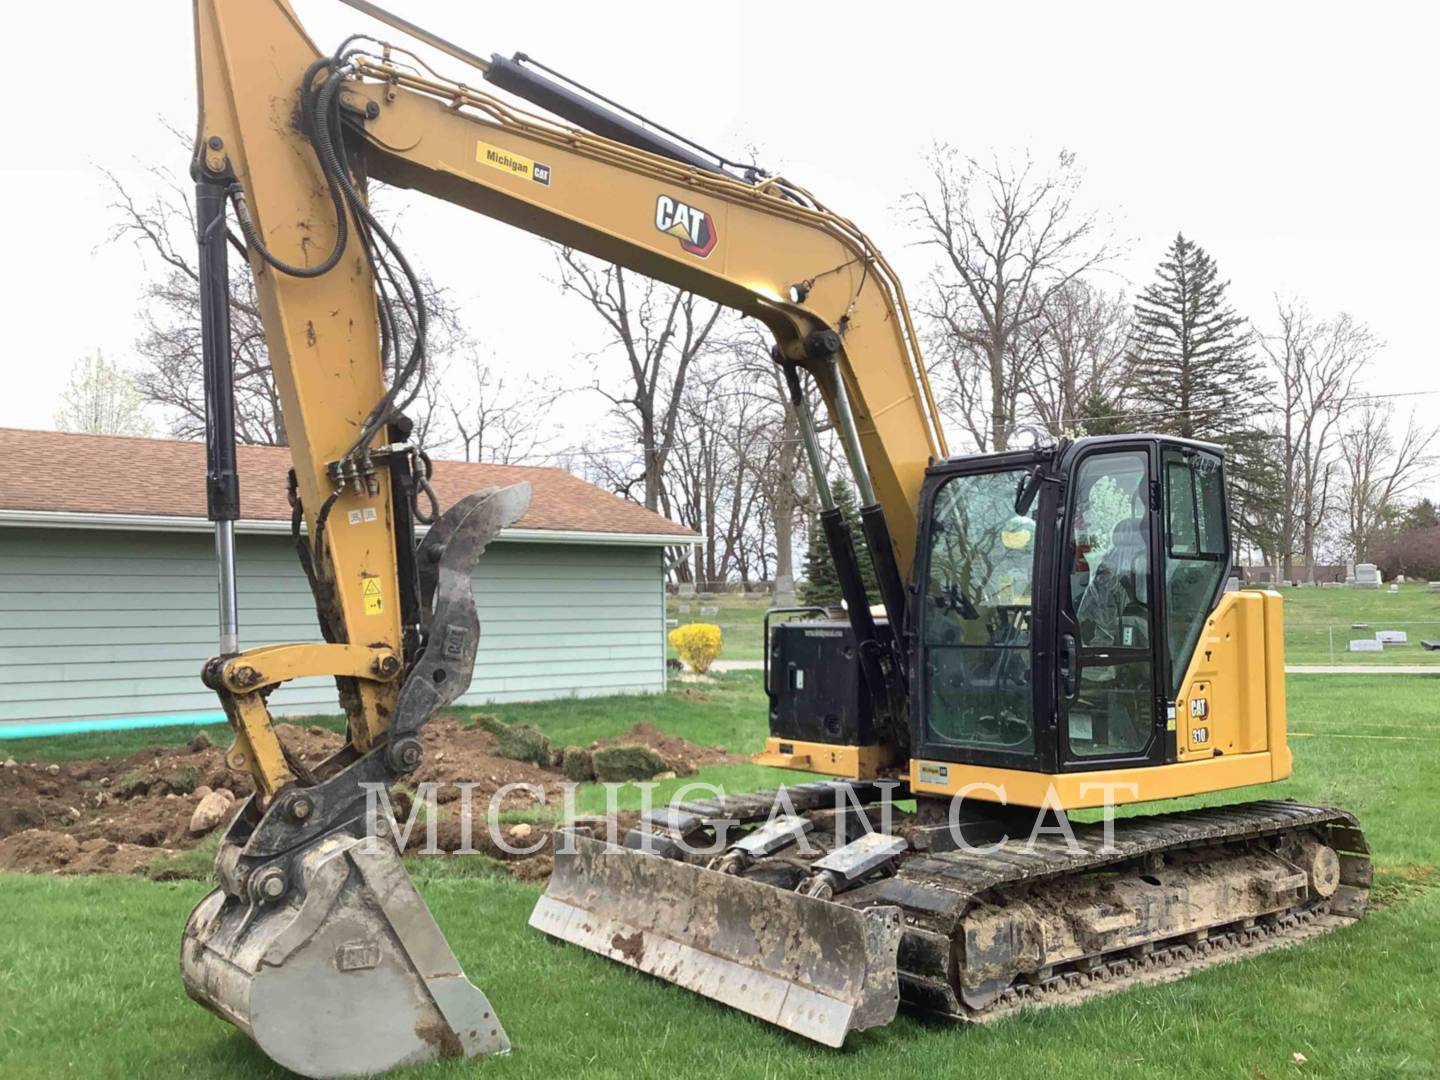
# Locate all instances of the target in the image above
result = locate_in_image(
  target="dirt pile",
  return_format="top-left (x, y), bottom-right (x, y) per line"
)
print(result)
top-left (0, 713), bottom-right (740, 880)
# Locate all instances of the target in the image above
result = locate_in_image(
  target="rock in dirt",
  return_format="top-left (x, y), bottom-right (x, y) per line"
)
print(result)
top-left (509, 823), bottom-right (534, 840)
top-left (2, 758), bottom-right (16, 769)
top-left (189, 788), bottom-right (236, 835)
top-left (188, 731), bottom-right (213, 752)
top-left (45, 764), bottom-right (60, 776)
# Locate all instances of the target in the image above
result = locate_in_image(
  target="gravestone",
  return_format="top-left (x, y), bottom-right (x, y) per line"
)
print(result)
top-left (1349, 639), bottom-right (1384, 653)
top-left (772, 573), bottom-right (797, 607)
top-left (1430, 581), bottom-right (1440, 592)
top-left (677, 582), bottom-right (696, 597)
top-left (665, 618), bottom-right (679, 629)
top-left (1224, 576), bottom-right (1241, 593)
top-left (1376, 630), bottom-right (1409, 645)
top-left (1353, 563), bottom-right (1381, 590)
top-left (700, 605), bottom-right (719, 617)
top-left (1388, 583), bottom-right (1400, 594)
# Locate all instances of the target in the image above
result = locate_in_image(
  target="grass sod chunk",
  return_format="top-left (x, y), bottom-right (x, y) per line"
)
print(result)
top-left (561, 746), bottom-right (596, 782)
top-left (470, 713), bottom-right (509, 737)
top-left (114, 768), bottom-right (153, 799)
top-left (494, 724), bottom-right (552, 767)
top-left (592, 744), bottom-right (667, 782)
top-left (159, 765), bottom-right (199, 796)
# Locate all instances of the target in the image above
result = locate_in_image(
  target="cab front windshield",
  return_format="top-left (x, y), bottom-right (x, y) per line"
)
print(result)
top-left (922, 469), bottom-right (1037, 755)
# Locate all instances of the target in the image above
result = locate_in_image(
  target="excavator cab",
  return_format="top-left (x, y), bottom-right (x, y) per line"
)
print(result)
top-left (913, 435), bottom-right (1231, 779)
top-left (758, 434), bottom-right (1245, 802)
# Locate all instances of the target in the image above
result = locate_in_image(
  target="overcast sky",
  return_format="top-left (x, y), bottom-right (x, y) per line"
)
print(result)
top-left (3, 1), bottom-right (1436, 459)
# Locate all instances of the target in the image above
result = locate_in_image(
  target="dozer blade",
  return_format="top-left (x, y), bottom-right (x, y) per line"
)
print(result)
top-left (531, 835), bottom-right (903, 1047)
top-left (183, 832), bottom-right (508, 1078)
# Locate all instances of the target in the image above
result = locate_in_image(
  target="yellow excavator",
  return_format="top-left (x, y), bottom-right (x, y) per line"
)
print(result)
top-left (182, 1), bottom-right (1371, 1074)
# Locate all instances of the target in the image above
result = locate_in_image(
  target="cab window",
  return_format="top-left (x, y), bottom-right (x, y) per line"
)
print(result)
top-left (922, 469), bottom-right (1037, 755)
top-left (1163, 448), bottom-right (1228, 693)
top-left (1066, 451), bottom-right (1154, 758)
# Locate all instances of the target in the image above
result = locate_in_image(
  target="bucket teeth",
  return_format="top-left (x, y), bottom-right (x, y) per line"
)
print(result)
top-left (183, 833), bottom-right (507, 1078)
top-left (531, 835), bottom-right (903, 1047)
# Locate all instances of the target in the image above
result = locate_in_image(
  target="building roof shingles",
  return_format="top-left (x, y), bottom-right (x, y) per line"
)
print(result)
top-left (0, 428), bottom-right (695, 539)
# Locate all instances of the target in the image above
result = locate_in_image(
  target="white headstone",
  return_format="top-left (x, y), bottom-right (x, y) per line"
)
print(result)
top-left (700, 605), bottom-right (719, 617)
top-left (772, 573), bottom-right (797, 607)
top-left (677, 582), bottom-right (696, 597)
top-left (1388, 583), bottom-right (1400, 594)
top-left (1376, 630), bottom-right (1408, 644)
top-left (1349, 639), bottom-right (1385, 653)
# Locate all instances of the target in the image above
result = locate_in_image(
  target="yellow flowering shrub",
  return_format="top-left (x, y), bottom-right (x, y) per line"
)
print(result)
top-left (669, 623), bottom-right (724, 674)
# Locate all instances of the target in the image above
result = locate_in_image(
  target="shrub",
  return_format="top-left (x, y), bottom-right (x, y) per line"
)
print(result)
top-left (592, 745), bottom-right (667, 782)
top-left (494, 724), bottom-right (551, 767)
top-left (1375, 526), bottom-right (1440, 582)
top-left (668, 623), bottom-right (723, 674)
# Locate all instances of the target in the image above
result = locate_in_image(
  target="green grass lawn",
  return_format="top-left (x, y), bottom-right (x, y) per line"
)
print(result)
top-left (1264, 582), bottom-right (1440, 665)
top-left (2, 673), bottom-right (1438, 1078)
top-left (668, 594), bottom-right (775, 661)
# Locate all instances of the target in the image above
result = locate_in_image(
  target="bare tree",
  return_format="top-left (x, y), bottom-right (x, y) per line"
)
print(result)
top-left (410, 349), bottom-right (560, 464)
top-left (1340, 403), bottom-right (1437, 561)
top-left (53, 350), bottom-right (154, 437)
top-left (107, 162), bottom-right (475, 449)
top-left (907, 147), bottom-right (1113, 450)
top-left (1260, 300), bottom-right (1375, 579)
top-left (107, 167), bottom-right (286, 444)
top-left (1020, 280), bottom-right (1132, 437)
top-left (555, 249), bottom-right (724, 514)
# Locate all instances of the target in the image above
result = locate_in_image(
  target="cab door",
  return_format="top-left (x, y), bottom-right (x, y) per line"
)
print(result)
top-left (1054, 444), bottom-right (1167, 768)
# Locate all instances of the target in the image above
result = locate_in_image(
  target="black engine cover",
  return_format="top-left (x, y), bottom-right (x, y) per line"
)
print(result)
top-left (766, 619), bottom-right (883, 747)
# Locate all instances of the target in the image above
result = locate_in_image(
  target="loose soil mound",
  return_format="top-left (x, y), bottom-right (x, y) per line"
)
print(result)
top-left (0, 714), bottom-right (740, 880)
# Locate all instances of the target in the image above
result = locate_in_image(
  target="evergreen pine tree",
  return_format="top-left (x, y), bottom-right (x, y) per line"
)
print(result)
top-left (1129, 233), bottom-right (1279, 550)
top-left (1130, 234), bottom-right (1264, 438)
top-left (798, 478), bottom-right (878, 607)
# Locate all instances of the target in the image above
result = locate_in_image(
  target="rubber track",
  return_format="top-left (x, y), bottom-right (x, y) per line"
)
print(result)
top-left (653, 790), bottom-right (1372, 1023)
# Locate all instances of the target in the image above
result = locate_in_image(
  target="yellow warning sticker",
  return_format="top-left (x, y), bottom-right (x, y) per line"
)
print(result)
top-left (361, 577), bottom-right (383, 616)
top-left (475, 139), bottom-right (551, 186)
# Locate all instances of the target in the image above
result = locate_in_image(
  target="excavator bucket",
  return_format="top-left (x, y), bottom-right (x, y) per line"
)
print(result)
top-left (181, 484), bottom-right (532, 1076)
top-left (183, 832), bottom-right (508, 1078)
top-left (531, 835), bottom-right (903, 1047)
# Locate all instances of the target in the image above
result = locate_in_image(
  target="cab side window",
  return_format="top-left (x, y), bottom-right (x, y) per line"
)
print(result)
top-left (1163, 448), bottom-right (1228, 694)
top-left (1065, 451), bottom-right (1154, 758)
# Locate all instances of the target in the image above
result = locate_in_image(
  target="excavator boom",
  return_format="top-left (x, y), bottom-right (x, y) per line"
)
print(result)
top-left (186, 0), bottom-right (944, 1071)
